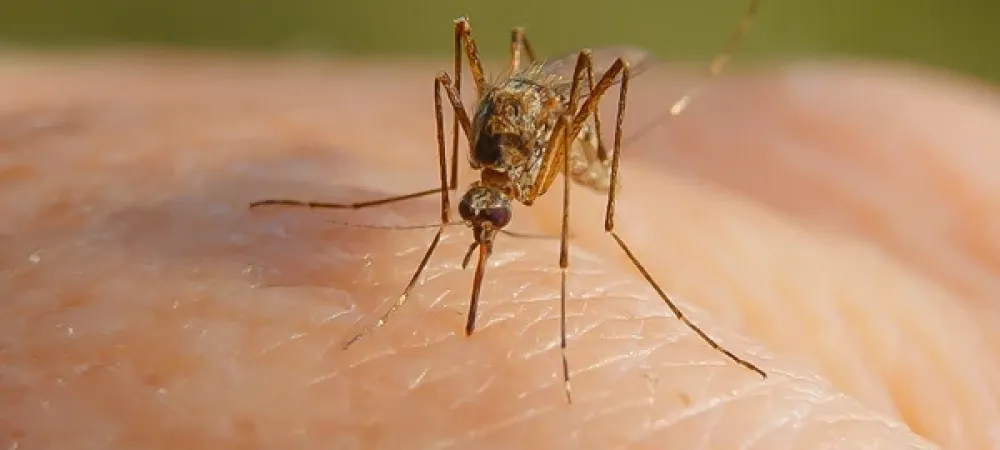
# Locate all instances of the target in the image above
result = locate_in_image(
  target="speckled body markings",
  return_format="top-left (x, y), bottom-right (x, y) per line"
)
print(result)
top-left (470, 75), bottom-right (611, 205)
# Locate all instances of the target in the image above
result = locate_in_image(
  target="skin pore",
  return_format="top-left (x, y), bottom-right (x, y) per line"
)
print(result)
top-left (1, 53), bottom-right (999, 449)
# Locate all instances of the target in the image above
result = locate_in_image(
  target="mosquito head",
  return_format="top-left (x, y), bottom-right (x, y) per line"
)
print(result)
top-left (458, 184), bottom-right (512, 245)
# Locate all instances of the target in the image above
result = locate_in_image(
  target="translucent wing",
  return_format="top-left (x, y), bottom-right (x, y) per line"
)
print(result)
top-left (535, 45), bottom-right (658, 94)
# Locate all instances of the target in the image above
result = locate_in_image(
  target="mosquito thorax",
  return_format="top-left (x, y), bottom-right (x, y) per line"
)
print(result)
top-left (470, 79), bottom-right (564, 170)
top-left (458, 183), bottom-right (512, 233)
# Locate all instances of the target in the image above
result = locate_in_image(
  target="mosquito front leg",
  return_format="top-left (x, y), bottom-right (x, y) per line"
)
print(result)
top-left (454, 17), bottom-right (487, 98)
top-left (342, 227), bottom-right (446, 349)
top-left (433, 73), bottom-right (456, 224)
top-left (249, 55), bottom-right (482, 214)
top-left (450, 17), bottom-right (486, 189)
top-left (600, 58), bottom-right (767, 379)
top-left (248, 74), bottom-right (466, 212)
top-left (342, 72), bottom-right (474, 349)
top-left (436, 71), bottom-right (475, 162)
top-left (249, 189), bottom-right (447, 211)
top-left (508, 26), bottom-right (537, 75)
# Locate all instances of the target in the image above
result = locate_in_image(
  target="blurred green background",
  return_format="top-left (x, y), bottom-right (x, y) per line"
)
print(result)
top-left (0, 0), bottom-right (997, 83)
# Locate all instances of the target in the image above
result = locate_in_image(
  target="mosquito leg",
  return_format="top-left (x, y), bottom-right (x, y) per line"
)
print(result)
top-left (581, 57), bottom-right (608, 162)
top-left (251, 22), bottom-right (485, 213)
top-left (437, 71), bottom-right (475, 157)
top-left (454, 17), bottom-right (487, 97)
top-left (249, 189), bottom-right (444, 211)
top-left (558, 49), bottom-right (603, 145)
top-left (558, 49), bottom-right (615, 193)
top-left (568, 56), bottom-right (625, 140)
top-left (600, 58), bottom-right (767, 379)
top-left (551, 52), bottom-right (627, 196)
top-left (450, 17), bottom-right (462, 191)
top-left (557, 114), bottom-right (574, 404)
top-left (342, 71), bottom-right (474, 349)
top-left (620, 0), bottom-right (763, 148)
top-left (565, 50), bottom-right (590, 113)
top-left (508, 26), bottom-right (538, 75)
top-left (524, 49), bottom-right (592, 202)
top-left (343, 228), bottom-right (446, 349)
top-left (670, 0), bottom-right (762, 116)
top-left (433, 73), bottom-right (456, 225)
top-left (451, 19), bottom-right (467, 189)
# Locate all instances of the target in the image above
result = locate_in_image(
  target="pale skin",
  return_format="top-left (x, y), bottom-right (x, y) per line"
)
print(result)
top-left (1, 53), bottom-right (999, 449)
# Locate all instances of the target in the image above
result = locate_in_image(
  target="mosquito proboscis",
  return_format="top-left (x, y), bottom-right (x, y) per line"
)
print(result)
top-left (250, 0), bottom-right (765, 404)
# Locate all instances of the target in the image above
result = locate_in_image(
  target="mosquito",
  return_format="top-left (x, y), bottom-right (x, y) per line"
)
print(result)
top-left (250, 0), bottom-right (765, 404)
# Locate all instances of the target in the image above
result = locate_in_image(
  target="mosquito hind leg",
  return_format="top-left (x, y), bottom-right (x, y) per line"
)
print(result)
top-left (554, 50), bottom-right (622, 194)
top-left (670, 0), bottom-right (762, 115)
top-left (620, 0), bottom-right (763, 149)
top-left (565, 49), bottom-right (627, 194)
top-left (600, 57), bottom-right (767, 378)
top-left (524, 48), bottom-right (617, 202)
top-left (582, 55), bottom-right (607, 163)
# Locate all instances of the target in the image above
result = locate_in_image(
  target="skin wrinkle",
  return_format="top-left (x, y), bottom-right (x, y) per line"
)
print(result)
top-left (0, 55), bottom-right (988, 448)
top-left (738, 401), bottom-right (812, 450)
top-left (464, 405), bottom-right (557, 442)
top-left (632, 166), bottom-right (992, 440)
top-left (777, 394), bottom-right (887, 448)
top-left (665, 373), bottom-right (776, 426)
top-left (394, 229), bottom-right (768, 442)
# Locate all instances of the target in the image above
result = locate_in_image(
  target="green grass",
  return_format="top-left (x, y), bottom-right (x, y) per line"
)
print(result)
top-left (0, 0), bottom-right (997, 83)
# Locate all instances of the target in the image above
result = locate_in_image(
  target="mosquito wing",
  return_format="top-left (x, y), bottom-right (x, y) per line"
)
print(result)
top-left (535, 45), bottom-right (658, 95)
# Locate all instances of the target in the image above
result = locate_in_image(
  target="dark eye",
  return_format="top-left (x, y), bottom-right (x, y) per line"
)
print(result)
top-left (481, 206), bottom-right (511, 228)
top-left (474, 131), bottom-right (503, 165)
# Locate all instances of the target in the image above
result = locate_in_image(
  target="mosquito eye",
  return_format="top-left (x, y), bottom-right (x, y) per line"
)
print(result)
top-left (481, 207), bottom-right (511, 228)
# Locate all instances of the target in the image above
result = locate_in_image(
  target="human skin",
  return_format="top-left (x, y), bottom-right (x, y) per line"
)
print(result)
top-left (1, 53), bottom-right (999, 449)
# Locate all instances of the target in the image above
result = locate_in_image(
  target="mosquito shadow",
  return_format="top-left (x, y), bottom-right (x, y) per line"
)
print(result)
top-left (8, 145), bottom-right (456, 295)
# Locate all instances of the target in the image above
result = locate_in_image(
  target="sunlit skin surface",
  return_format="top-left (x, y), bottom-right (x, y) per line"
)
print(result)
top-left (1, 53), bottom-right (999, 449)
